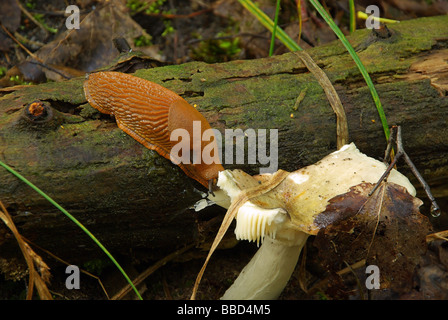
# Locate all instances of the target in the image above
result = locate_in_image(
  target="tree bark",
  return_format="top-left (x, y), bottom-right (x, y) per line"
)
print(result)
top-left (0, 15), bottom-right (447, 269)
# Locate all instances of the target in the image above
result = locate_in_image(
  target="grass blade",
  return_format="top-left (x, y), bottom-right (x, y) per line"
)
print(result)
top-left (269, 0), bottom-right (282, 56)
top-left (238, 0), bottom-right (302, 52)
top-left (308, 0), bottom-right (390, 141)
top-left (0, 160), bottom-right (143, 300)
top-left (239, 0), bottom-right (389, 141)
top-left (349, 0), bottom-right (356, 32)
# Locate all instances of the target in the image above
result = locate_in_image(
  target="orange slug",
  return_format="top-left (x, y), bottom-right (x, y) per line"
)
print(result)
top-left (83, 71), bottom-right (224, 188)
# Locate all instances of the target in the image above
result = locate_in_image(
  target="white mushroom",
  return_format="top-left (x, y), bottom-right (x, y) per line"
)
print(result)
top-left (206, 143), bottom-right (416, 300)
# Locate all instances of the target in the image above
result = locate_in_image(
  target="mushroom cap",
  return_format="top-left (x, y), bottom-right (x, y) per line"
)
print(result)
top-left (275, 143), bottom-right (416, 235)
top-left (216, 143), bottom-right (416, 243)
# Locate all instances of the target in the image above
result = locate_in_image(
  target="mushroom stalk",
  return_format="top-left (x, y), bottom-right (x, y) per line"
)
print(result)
top-left (221, 233), bottom-right (308, 300)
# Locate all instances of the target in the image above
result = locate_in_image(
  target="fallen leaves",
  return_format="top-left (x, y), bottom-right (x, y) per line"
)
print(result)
top-left (0, 0), bottom-right (149, 86)
top-left (0, 201), bottom-right (52, 300)
top-left (413, 239), bottom-right (448, 299)
top-left (313, 182), bottom-right (432, 299)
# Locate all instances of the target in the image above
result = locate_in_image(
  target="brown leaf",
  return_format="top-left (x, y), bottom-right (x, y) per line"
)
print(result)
top-left (412, 240), bottom-right (448, 299)
top-left (0, 201), bottom-right (52, 300)
top-left (314, 182), bottom-right (432, 299)
top-left (0, 0), bottom-right (21, 32)
top-left (17, 0), bottom-right (147, 83)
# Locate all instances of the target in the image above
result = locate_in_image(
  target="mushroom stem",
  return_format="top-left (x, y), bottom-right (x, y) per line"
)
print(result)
top-left (221, 233), bottom-right (308, 300)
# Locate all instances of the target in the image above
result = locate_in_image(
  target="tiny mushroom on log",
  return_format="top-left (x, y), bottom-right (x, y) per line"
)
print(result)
top-left (205, 143), bottom-right (416, 300)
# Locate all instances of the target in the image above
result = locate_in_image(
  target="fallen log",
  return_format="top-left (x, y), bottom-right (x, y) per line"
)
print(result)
top-left (0, 15), bottom-right (447, 271)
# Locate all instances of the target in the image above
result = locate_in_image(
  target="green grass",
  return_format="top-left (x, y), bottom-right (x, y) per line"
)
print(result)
top-left (308, 0), bottom-right (390, 141)
top-left (238, 0), bottom-right (302, 52)
top-left (269, 0), bottom-right (282, 56)
top-left (349, 0), bottom-right (356, 32)
top-left (0, 160), bottom-right (143, 300)
top-left (239, 0), bottom-right (390, 141)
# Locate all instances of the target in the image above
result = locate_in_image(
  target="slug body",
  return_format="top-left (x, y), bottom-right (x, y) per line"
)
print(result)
top-left (83, 71), bottom-right (223, 188)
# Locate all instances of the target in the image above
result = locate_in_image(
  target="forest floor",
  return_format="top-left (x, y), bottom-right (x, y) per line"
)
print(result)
top-left (0, 0), bottom-right (447, 300)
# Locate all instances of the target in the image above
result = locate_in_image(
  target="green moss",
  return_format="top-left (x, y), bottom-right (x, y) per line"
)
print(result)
top-left (133, 34), bottom-right (153, 47)
top-left (8, 75), bottom-right (33, 86)
top-left (82, 258), bottom-right (112, 276)
top-left (127, 0), bottom-right (166, 14)
top-left (191, 32), bottom-right (241, 63)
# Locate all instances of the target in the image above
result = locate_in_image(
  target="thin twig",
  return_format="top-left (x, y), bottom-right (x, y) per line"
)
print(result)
top-left (22, 236), bottom-right (111, 300)
top-left (1, 23), bottom-right (39, 60)
top-left (343, 260), bottom-right (365, 300)
top-left (15, 0), bottom-right (49, 36)
top-left (383, 126), bottom-right (396, 163)
top-left (368, 151), bottom-right (401, 196)
top-left (307, 259), bottom-right (366, 295)
top-left (28, 61), bottom-right (71, 80)
top-left (368, 126), bottom-right (440, 217)
top-left (13, 32), bottom-right (45, 48)
top-left (112, 243), bottom-right (195, 300)
top-left (402, 150), bottom-right (440, 216)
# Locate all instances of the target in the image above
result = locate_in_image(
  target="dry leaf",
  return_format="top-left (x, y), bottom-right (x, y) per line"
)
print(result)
top-left (0, 201), bottom-right (52, 300)
top-left (313, 182), bottom-right (432, 299)
top-left (16, 0), bottom-right (147, 83)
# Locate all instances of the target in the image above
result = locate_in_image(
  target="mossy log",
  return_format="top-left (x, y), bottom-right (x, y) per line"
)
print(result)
top-left (0, 16), bottom-right (447, 268)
